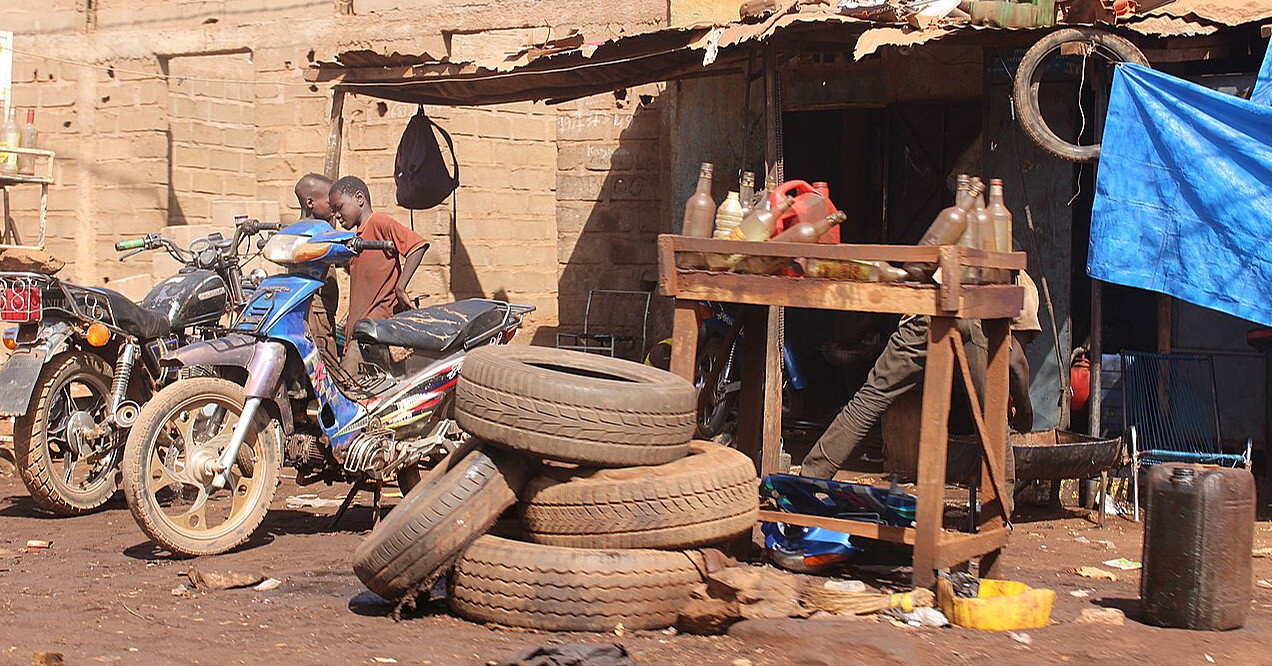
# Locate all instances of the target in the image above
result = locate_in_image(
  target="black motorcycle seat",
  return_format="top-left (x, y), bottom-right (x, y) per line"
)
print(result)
top-left (83, 286), bottom-right (172, 339)
top-left (351, 299), bottom-right (506, 353)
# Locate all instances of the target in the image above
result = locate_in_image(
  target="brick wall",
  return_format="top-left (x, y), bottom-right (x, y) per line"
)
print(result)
top-left (2, 1), bottom-right (672, 344)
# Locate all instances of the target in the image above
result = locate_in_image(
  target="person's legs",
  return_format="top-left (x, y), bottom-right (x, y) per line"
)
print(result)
top-left (308, 273), bottom-right (341, 364)
top-left (801, 316), bottom-right (931, 479)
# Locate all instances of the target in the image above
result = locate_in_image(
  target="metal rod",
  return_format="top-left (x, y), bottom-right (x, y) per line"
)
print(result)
top-left (212, 396), bottom-right (263, 489)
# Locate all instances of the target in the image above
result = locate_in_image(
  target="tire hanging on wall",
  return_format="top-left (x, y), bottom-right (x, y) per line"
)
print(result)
top-left (448, 535), bottom-right (703, 632)
top-left (455, 346), bottom-right (696, 467)
top-left (519, 441), bottom-right (759, 549)
top-left (1012, 28), bottom-right (1148, 163)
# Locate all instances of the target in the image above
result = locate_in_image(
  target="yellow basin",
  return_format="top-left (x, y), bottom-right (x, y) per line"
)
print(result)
top-left (937, 578), bottom-right (1056, 631)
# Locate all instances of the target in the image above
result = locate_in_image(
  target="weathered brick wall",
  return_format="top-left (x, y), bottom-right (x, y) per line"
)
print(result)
top-left (3, 0), bottom-right (671, 342)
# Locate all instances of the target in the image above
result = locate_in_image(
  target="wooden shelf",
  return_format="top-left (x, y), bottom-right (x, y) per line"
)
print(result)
top-left (0, 173), bottom-right (54, 186)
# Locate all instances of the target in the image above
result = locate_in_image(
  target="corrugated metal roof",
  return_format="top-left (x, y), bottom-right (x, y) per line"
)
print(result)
top-left (307, 0), bottom-right (1266, 106)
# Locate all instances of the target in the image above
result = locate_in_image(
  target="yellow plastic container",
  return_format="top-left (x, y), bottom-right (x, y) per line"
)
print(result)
top-left (937, 578), bottom-right (1056, 630)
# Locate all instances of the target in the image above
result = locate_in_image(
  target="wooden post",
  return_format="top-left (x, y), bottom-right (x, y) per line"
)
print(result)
top-left (670, 299), bottom-right (698, 382)
top-left (763, 44), bottom-right (780, 180)
top-left (735, 304), bottom-right (783, 477)
top-left (979, 318), bottom-right (1011, 578)
top-left (913, 317), bottom-right (957, 588)
top-left (1089, 280), bottom-right (1102, 438)
top-left (1157, 294), bottom-right (1172, 353)
top-left (323, 88), bottom-right (347, 179)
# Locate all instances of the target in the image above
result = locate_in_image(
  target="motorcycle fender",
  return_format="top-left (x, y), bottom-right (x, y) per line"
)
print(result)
top-left (0, 320), bottom-right (78, 417)
top-left (164, 333), bottom-right (293, 433)
top-left (0, 349), bottom-right (46, 417)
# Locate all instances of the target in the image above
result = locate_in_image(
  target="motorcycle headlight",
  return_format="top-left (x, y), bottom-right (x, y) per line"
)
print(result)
top-left (261, 234), bottom-right (309, 264)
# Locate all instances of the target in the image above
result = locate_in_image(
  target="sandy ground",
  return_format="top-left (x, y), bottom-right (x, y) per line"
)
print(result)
top-left (2, 469), bottom-right (1272, 666)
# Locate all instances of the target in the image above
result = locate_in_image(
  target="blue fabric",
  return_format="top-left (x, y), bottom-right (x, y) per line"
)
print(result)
top-left (1252, 42), bottom-right (1272, 106)
top-left (1089, 63), bottom-right (1272, 326)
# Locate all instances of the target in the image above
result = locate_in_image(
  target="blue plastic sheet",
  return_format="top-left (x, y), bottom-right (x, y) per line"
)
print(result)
top-left (1089, 63), bottom-right (1272, 326)
top-left (1252, 42), bottom-right (1272, 106)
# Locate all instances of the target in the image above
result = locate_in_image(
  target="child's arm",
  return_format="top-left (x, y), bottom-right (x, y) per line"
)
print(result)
top-left (396, 245), bottom-right (427, 309)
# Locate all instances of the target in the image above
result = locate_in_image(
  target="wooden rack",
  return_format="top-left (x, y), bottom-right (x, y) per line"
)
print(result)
top-left (0, 147), bottom-right (56, 250)
top-left (658, 234), bottom-right (1026, 587)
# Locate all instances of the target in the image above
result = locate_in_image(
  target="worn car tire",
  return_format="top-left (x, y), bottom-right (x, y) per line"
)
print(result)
top-left (449, 535), bottom-right (702, 631)
top-left (1013, 28), bottom-right (1148, 163)
top-left (15, 351), bottom-right (118, 515)
top-left (455, 346), bottom-right (695, 467)
top-left (353, 444), bottom-right (533, 601)
top-left (520, 441), bottom-right (758, 549)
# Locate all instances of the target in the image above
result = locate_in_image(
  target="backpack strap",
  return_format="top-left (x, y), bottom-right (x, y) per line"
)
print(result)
top-left (425, 112), bottom-right (459, 183)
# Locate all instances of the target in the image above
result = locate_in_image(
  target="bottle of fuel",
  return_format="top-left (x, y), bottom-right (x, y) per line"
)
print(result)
top-left (678, 162), bottom-right (715, 269)
top-left (0, 108), bottom-right (19, 174)
top-left (903, 178), bottom-right (982, 282)
top-left (986, 178), bottom-right (1013, 283)
top-left (18, 109), bottom-right (37, 176)
top-left (771, 210), bottom-right (846, 243)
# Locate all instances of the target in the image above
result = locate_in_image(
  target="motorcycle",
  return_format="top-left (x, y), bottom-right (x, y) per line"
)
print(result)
top-left (0, 217), bottom-right (277, 515)
top-left (120, 219), bottom-right (534, 556)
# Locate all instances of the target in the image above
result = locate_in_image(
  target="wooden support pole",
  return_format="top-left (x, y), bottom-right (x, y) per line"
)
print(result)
top-left (736, 304), bottom-right (782, 477)
top-left (913, 317), bottom-right (957, 588)
top-left (763, 44), bottom-right (780, 181)
top-left (323, 88), bottom-right (347, 179)
top-left (978, 318), bottom-right (1011, 578)
top-left (1157, 294), bottom-right (1172, 353)
top-left (670, 299), bottom-right (698, 382)
top-left (1089, 280), bottom-right (1103, 438)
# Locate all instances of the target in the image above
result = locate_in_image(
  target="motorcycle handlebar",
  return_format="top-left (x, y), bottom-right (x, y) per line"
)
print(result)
top-left (349, 239), bottom-right (396, 254)
top-left (115, 238), bottom-right (147, 251)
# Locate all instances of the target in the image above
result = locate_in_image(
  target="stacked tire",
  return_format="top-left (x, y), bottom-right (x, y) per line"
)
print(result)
top-left (353, 346), bottom-right (760, 632)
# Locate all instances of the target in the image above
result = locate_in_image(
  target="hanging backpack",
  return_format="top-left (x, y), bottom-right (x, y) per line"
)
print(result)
top-left (394, 106), bottom-right (459, 210)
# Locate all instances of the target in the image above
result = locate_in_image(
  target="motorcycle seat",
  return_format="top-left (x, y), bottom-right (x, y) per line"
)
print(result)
top-left (351, 299), bottom-right (507, 353)
top-left (82, 286), bottom-right (172, 339)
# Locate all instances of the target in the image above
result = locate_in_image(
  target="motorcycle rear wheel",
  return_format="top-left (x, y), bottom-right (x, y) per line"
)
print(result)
top-left (14, 351), bottom-right (118, 515)
top-left (121, 378), bottom-right (280, 557)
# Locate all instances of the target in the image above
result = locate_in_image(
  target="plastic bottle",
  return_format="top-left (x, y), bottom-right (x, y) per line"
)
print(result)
top-left (17, 109), bottom-right (36, 176)
top-left (804, 258), bottom-right (907, 282)
top-left (812, 181), bottom-right (840, 244)
top-left (986, 178), bottom-right (1013, 284)
top-left (712, 191), bottom-right (745, 240)
top-left (738, 171), bottom-right (756, 218)
top-left (903, 179), bottom-right (983, 282)
top-left (772, 211), bottom-right (845, 243)
top-left (682, 162), bottom-right (716, 238)
top-left (0, 108), bottom-right (19, 174)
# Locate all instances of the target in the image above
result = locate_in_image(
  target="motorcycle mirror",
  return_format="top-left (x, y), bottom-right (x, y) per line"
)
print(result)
top-left (246, 268), bottom-right (267, 287)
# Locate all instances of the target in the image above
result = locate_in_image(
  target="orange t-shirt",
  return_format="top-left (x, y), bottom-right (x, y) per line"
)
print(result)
top-left (345, 212), bottom-right (428, 336)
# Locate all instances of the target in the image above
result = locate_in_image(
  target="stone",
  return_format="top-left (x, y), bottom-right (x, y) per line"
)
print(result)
top-left (186, 568), bottom-right (266, 591)
top-left (0, 248), bottom-right (63, 274)
top-left (32, 652), bottom-right (64, 666)
top-left (1076, 607), bottom-right (1126, 626)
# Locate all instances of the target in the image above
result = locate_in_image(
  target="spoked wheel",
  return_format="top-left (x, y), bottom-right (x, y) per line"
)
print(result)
top-left (14, 352), bottom-right (120, 515)
top-left (695, 337), bottom-right (737, 439)
top-left (121, 378), bottom-right (280, 557)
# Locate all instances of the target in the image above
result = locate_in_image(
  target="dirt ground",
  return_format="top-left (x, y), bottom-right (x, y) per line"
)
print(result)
top-left (3, 468), bottom-right (1272, 666)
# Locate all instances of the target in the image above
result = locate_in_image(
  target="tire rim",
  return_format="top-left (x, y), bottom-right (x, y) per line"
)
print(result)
top-left (139, 394), bottom-right (268, 543)
top-left (44, 374), bottom-right (116, 497)
top-left (695, 345), bottom-right (732, 432)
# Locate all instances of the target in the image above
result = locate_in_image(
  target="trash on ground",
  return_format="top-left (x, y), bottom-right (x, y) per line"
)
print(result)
top-left (821, 579), bottom-right (868, 594)
top-left (1008, 631), bottom-right (1032, 645)
top-left (1069, 589), bottom-right (1094, 598)
top-left (804, 585), bottom-right (934, 616)
top-left (1102, 558), bottom-right (1141, 571)
top-left (255, 577), bottom-right (283, 591)
top-left (941, 571), bottom-right (980, 598)
top-left (492, 644), bottom-right (634, 666)
top-left (1072, 566), bottom-right (1117, 581)
top-left (1076, 607), bottom-right (1126, 626)
top-left (678, 564), bottom-right (809, 635)
top-left (25, 539), bottom-right (51, 550)
top-left (883, 605), bottom-right (949, 628)
top-left (284, 494), bottom-right (345, 509)
top-left (170, 584), bottom-right (189, 597)
top-left (1257, 579), bottom-right (1272, 590)
top-left (186, 568), bottom-right (267, 591)
top-left (938, 578), bottom-right (1055, 631)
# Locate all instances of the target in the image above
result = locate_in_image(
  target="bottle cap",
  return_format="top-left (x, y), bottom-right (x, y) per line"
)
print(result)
top-left (700, 162), bottom-right (714, 174)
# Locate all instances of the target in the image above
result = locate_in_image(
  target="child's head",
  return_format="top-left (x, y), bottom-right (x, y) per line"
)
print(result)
top-left (295, 173), bottom-right (333, 222)
top-left (330, 176), bottom-right (373, 230)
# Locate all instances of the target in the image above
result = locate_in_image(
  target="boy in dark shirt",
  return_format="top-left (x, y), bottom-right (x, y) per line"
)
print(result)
top-left (329, 175), bottom-right (429, 372)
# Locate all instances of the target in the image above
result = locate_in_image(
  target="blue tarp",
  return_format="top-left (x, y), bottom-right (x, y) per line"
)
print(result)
top-left (1252, 42), bottom-right (1272, 106)
top-left (1089, 63), bottom-right (1272, 326)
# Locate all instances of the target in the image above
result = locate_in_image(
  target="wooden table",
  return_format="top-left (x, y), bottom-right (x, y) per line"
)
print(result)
top-left (657, 234), bottom-right (1026, 587)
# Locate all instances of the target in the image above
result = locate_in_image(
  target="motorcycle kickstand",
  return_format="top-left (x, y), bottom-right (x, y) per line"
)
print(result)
top-left (329, 478), bottom-right (384, 530)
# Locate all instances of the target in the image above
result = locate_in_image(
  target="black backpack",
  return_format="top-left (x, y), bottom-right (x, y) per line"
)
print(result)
top-left (395, 106), bottom-right (459, 210)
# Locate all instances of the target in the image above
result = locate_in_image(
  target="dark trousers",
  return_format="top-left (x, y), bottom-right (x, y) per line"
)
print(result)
top-left (308, 272), bottom-right (341, 364)
top-left (801, 316), bottom-right (988, 479)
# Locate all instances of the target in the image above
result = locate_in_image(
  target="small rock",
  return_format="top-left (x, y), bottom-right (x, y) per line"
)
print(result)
top-left (170, 584), bottom-right (189, 597)
top-left (614, 622), bottom-right (626, 637)
top-left (731, 660), bottom-right (754, 666)
top-left (186, 568), bottom-right (266, 591)
top-left (1076, 607), bottom-right (1126, 626)
top-left (1258, 579), bottom-right (1272, 590)
top-left (1008, 631), bottom-right (1032, 645)
top-left (1069, 589), bottom-right (1094, 598)
top-left (254, 577), bottom-right (283, 591)
top-left (25, 540), bottom-right (52, 550)
top-left (1072, 566), bottom-right (1117, 582)
top-left (33, 652), bottom-right (64, 666)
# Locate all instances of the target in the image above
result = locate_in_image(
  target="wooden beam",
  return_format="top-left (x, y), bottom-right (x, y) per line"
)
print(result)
top-left (758, 510), bottom-right (917, 545)
top-left (913, 317), bottom-right (957, 588)
top-left (323, 89), bottom-right (346, 180)
top-left (935, 527), bottom-right (1010, 570)
top-left (978, 318), bottom-right (1012, 579)
top-left (1157, 294), bottom-right (1172, 353)
top-left (735, 305), bottom-right (783, 476)
top-left (670, 299), bottom-right (698, 382)
top-left (662, 235), bottom-right (1027, 269)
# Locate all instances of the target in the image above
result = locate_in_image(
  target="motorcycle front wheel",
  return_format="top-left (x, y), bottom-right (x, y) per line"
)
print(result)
top-left (14, 351), bottom-right (119, 515)
top-left (121, 377), bottom-right (280, 557)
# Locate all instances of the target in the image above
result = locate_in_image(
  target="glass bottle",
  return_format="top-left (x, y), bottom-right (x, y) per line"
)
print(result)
top-left (903, 179), bottom-right (983, 282)
top-left (987, 178), bottom-right (1013, 284)
top-left (771, 211), bottom-right (846, 243)
top-left (18, 109), bottom-right (37, 176)
top-left (804, 259), bottom-right (907, 282)
top-left (738, 171), bottom-right (756, 218)
top-left (0, 109), bottom-right (19, 174)
top-left (713, 191), bottom-right (745, 239)
top-left (730, 196), bottom-right (794, 242)
top-left (682, 162), bottom-right (716, 238)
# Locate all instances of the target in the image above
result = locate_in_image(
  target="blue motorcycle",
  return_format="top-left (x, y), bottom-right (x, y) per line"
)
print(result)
top-left (120, 220), bottom-right (533, 556)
